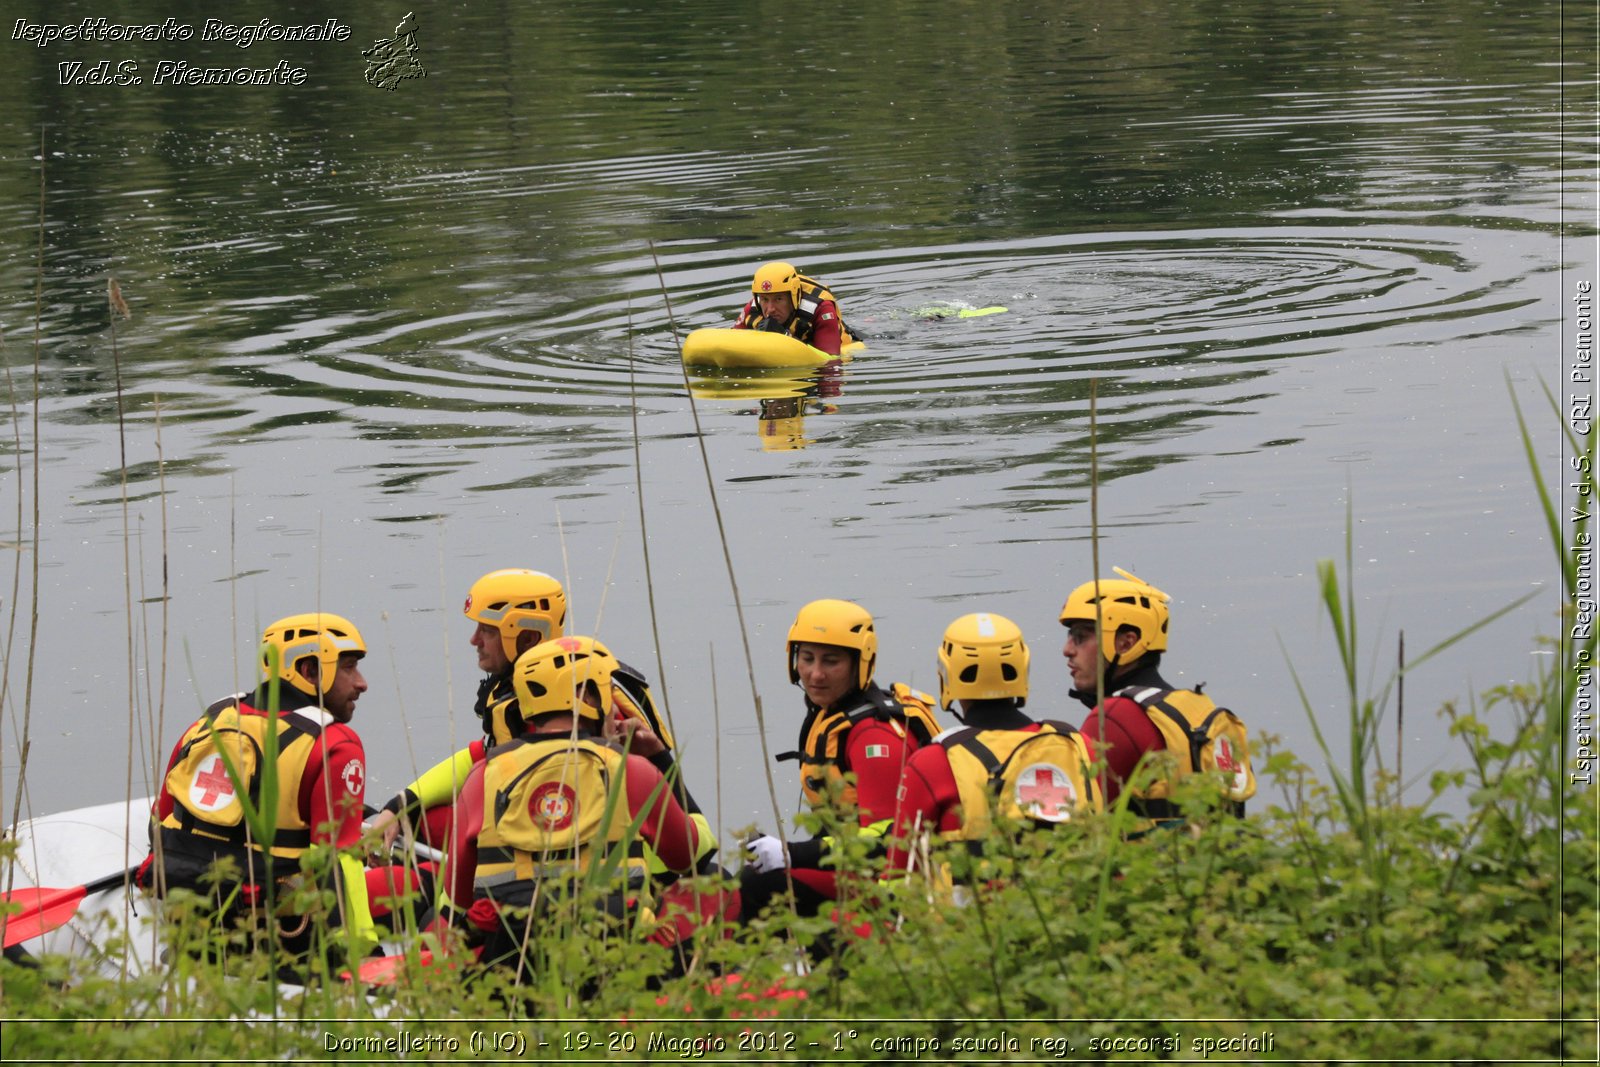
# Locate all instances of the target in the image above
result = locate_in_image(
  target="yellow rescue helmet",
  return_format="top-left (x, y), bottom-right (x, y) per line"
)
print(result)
top-left (787, 598), bottom-right (877, 691)
top-left (937, 612), bottom-right (1029, 711)
top-left (260, 613), bottom-right (366, 697)
top-left (464, 568), bottom-right (567, 664)
top-left (751, 261), bottom-right (801, 303)
top-left (512, 635), bottom-right (620, 726)
top-left (1059, 567), bottom-right (1171, 665)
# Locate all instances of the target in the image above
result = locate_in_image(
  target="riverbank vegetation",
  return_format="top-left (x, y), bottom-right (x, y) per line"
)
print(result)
top-left (1, 659), bottom-right (1591, 1061)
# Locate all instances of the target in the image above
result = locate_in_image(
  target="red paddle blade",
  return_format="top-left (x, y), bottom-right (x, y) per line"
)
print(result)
top-left (1, 885), bottom-right (90, 948)
top-left (642, 973), bottom-right (810, 1020)
top-left (344, 947), bottom-right (437, 986)
top-left (648, 884), bottom-right (741, 947)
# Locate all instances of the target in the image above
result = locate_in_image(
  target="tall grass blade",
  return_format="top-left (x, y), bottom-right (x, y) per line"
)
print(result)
top-left (646, 243), bottom-right (792, 910)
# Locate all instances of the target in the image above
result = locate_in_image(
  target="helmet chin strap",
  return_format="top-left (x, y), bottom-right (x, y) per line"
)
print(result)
top-left (1101, 625), bottom-right (1145, 688)
top-left (1100, 647), bottom-right (1123, 694)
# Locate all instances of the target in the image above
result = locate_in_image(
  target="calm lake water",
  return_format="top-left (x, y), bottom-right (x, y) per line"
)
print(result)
top-left (0, 0), bottom-right (1590, 829)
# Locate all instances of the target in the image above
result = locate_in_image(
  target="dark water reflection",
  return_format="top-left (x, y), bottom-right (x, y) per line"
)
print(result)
top-left (0, 0), bottom-right (1586, 821)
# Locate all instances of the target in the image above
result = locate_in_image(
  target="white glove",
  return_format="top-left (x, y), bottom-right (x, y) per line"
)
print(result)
top-left (743, 834), bottom-right (785, 873)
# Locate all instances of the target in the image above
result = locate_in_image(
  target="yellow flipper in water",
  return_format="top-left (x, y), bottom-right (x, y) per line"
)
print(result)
top-left (915, 304), bottom-right (1009, 320)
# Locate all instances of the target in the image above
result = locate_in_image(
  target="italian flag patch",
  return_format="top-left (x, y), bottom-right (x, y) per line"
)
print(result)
top-left (864, 744), bottom-right (890, 759)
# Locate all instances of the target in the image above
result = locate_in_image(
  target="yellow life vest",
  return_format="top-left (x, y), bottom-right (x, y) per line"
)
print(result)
top-left (474, 734), bottom-right (645, 891)
top-left (612, 662), bottom-right (676, 752)
top-left (940, 721), bottom-right (1102, 843)
top-left (159, 698), bottom-right (323, 859)
top-left (737, 275), bottom-right (857, 347)
top-left (1116, 686), bottom-right (1256, 818)
top-left (787, 682), bottom-right (941, 812)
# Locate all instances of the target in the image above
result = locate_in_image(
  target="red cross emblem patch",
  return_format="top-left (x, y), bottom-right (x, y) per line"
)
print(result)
top-left (759, 280), bottom-right (772, 291)
top-left (530, 781), bottom-right (577, 832)
top-left (1215, 737), bottom-right (1248, 794)
top-left (1013, 763), bottom-right (1076, 822)
top-left (189, 755), bottom-right (236, 812)
top-left (341, 759), bottom-right (365, 798)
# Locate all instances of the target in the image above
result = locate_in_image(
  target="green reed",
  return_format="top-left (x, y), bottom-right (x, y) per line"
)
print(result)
top-left (1267, 385), bottom-right (1550, 965)
top-left (1508, 373), bottom-right (1594, 934)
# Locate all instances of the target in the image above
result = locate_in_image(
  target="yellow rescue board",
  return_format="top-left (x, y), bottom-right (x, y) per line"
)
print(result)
top-left (681, 328), bottom-right (861, 369)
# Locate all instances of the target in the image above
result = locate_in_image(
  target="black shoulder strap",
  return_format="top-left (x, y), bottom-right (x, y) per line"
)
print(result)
top-left (278, 708), bottom-right (323, 743)
top-left (941, 726), bottom-right (1002, 780)
top-left (1120, 687), bottom-right (1195, 738)
top-left (202, 695), bottom-right (242, 719)
top-left (791, 278), bottom-right (826, 332)
top-left (844, 684), bottom-right (901, 725)
top-left (177, 696), bottom-right (243, 763)
top-left (1141, 691), bottom-right (1216, 771)
top-left (1115, 684), bottom-right (1165, 709)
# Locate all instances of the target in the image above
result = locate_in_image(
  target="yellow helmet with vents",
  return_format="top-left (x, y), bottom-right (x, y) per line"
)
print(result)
top-left (938, 612), bottom-right (1029, 710)
top-left (464, 568), bottom-right (567, 663)
top-left (787, 598), bottom-right (877, 690)
top-left (1059, 567), bottom-right (1170, 665)
top-left (751, 261), bottom-right (801, 303)
top-left (512, 635), bottom-right (619, 725)
top-left (260, 613), bottom-right (366, 696)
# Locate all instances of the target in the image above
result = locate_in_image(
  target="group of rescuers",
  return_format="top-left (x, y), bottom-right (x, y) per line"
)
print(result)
top-left (141, 560), bottom-right (1256, 980)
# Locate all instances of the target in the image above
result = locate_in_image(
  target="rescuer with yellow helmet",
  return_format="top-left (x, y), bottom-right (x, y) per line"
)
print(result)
top-left (881, 612), bottom-right (1101, 878)
top-left (145, 612), bottom-right (428, 970)
top-left (436, 636), bottom-right (710, 974)
top-left (734, 260), bottom-right (859, 356)
top-left (1061, 569), bottom-right (1255, 820)
top-left (738, 598), bottom-right (942, 922)
top-left (371, 569), bottom-right (714, 871)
